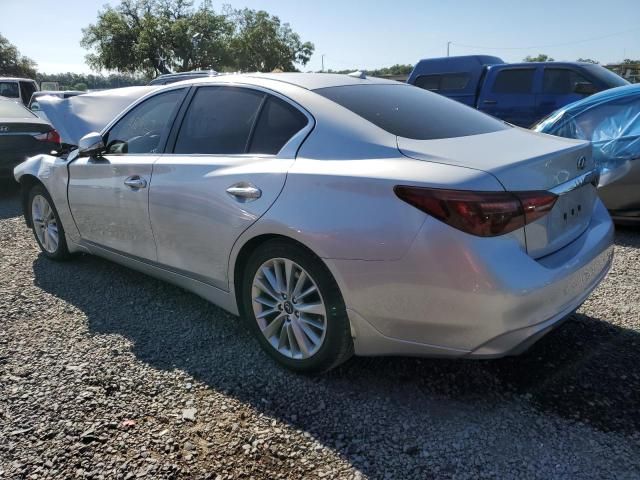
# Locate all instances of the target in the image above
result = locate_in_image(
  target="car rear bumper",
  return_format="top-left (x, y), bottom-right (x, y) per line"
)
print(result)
top-left (329, 199), bottom-right (614, 358)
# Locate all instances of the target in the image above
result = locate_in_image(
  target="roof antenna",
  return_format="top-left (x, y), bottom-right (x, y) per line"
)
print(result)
top-left (348, 70), bottom-right (367, 79)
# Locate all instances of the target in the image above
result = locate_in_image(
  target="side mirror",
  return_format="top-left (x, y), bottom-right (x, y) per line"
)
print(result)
top-left (78, 132), bottom-right (105, 157)
top-left (573, 82), bottom-right (598, 95)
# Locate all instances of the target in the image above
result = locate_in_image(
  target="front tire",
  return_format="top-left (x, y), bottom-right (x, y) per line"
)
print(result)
top-left (28, 184), bottom-right (70, 260)
top-left (241, 240), bottom-right (353, 373)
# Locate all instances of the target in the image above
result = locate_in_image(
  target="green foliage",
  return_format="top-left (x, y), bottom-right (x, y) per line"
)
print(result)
top-left (0, 33), bottom-right (37, 78)
top-left (35, 72), bottom-right (148, 90)
top-left (622, 58), bottom-right (640, 65)
top-left (81, 0), bottom-right (314, 76)
top-left (523, 53), bottom-right (554, 62)
top-left (326, 64), bottom-right (414, 77)
top-left (577, 58), bottom-right (599, 64)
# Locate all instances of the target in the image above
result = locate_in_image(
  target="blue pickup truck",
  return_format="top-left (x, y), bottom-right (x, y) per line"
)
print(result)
top-left (407, 55), bottom-right (629, 127)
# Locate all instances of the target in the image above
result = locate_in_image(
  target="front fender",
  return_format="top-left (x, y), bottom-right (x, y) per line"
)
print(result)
top-left (13, 153), bottom-right (81, 243)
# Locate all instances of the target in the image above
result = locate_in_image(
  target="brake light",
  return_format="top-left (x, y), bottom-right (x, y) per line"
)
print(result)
top-left (394, 186), bottom-right (558, 237)
top-left (34, 129), bottom-right (61, 144)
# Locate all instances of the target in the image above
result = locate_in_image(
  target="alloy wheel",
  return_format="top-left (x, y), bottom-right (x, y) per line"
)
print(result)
top-left (31, 194), bottom-right (59, 254)
top-left (251, 258), bottom-right (327, 359)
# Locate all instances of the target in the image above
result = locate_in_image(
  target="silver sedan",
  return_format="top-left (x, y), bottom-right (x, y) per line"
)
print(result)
top-left (14, 73), bottom-right (614, 372)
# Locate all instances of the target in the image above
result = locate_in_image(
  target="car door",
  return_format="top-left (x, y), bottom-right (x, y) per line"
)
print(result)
top-left (536, 68), bottom-right (596, 121)
top-left (478, 67), bottom-right (537, 126)
top-left (67, 88), bottom-right (187, 260)
top-left (149, 85), bottom-right (312, 290)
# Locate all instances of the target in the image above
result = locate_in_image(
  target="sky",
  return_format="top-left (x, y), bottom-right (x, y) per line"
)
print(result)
top-left (1, 0), bottom-right (639, 74)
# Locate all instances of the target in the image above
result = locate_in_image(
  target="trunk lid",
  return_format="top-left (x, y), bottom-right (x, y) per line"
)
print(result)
top-left (397, 128), bottom-right (598, 257)
top-left (0, 118), bottom-right (55, 170)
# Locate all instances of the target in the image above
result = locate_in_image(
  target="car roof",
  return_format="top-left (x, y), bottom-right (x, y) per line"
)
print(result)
top-left (0, 77), bottom-right (36, 82)
top-left (173, 72), bottom-right (401, 91)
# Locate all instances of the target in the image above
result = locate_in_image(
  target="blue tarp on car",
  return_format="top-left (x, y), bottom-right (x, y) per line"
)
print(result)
top-left (534, 84), bottom-right (640, 187)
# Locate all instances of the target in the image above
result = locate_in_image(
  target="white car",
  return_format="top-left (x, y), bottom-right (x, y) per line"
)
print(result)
top-left (14, 73), bottom-right (614, 372)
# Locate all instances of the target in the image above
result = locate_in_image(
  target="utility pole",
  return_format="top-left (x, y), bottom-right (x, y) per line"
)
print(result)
top-left (321, 54), bottom-right (325, 72)
top-left (447, 41), bottom-right (452, 57)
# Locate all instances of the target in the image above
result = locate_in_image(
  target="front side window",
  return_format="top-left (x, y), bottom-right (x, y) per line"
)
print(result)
top-left (315, 84), bottom-right (507, 140)
top-left (491, 69), bottom-right (535, 94)
top-left (174, 86), bottom-right (265, 154)
top-left (0, 81), bottom-right (19, 99)
top-left (414, 75), bottom-right (440, 91)
top-left (543, 69), bottom-right (594, 94)
top-left (105, 89), bottom-right (185, 154)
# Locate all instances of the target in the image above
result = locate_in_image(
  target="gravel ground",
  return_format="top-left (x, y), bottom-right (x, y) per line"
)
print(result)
top-left (1, 181), bottom-right (640, 479)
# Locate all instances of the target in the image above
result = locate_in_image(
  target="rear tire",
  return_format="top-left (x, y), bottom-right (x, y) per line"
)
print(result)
top-left (241, 239), bottom-right (353, 373)
top-left (28, 184), bottom-right (70, 261)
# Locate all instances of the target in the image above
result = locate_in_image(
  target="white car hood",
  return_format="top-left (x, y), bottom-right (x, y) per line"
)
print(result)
top-left (35, 86), bottom-right (157, 146)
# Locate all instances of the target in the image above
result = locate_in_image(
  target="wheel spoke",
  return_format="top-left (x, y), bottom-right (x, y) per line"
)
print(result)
top-left (296, 285), bottom-right (317, 301)
top-left (254, 296), bottom-right (277, 308)
top-left (297, 318), bottom-right (321, 346)
top-left (277, 323), bottom-right (288, 350)
top-left (291, 271), bottom-right (307, 299)
top-left (255, 278), bottom-right (279, 301)
top-left (296, 302), bottom-right (324, 316)
top-left (290, 319), bottom-right (311, 357)
top-left (300, 314), bottom-right (324, 330)
top-left (262, 313), bottom-right (285, 339)
top-left (257, 307), bottom-right (279, 319)
top-left (286, 323), bottom-right (298, 356)
top-left (262, 266), bottom-right (280, 297)
top-left (274, 260), bottom-right (285, 295)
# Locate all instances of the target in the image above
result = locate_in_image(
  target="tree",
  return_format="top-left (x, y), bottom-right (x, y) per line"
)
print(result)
top-left (622, 58), bottom-right (640, 65)
top-left (229, 8), bottom-right (314, 71)
top-left (80, 0), bottom-right (314, 76)
top-left (0, 33), bottom-right (37, 78)
top-left (577, 58), bottom-right (599, 64)
top-left (523, 53), bottom-right (554, 62)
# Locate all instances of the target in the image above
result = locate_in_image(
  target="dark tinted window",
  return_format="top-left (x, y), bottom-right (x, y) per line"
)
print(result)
top-left (249, 96), bottom-right (308, 154)
top-left (315, 84), bottom-right (507, 140)
top-left (19, 81), bottom-right (37, 105)
top-left (491, 69), bottom-right (535, 94)
top-left (105, 89), bottom-right (185, 154)
top-left (0, 99), bottom-right (35, 118)
top-left (415, 74), bottom-right (470, 92)
top-left (584, 64), bottom-right (629, 88)
top-left (174, 86), bottom-right (264, 154)
top-left (0, 81), bottom-right (19, 99)
top-left (543, 69), bottom-right (593, 94)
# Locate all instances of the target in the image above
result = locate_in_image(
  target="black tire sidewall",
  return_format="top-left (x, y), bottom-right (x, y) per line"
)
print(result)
top-left (241, 240), bottom-right (352, 373)
top-left (28, 185), bottom-right (69, 260)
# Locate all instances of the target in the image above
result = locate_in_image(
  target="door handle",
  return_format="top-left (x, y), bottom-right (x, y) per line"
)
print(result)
top-left (483, 100), bottom-right (497, 105)
top-left (226, 182), bottom-right (262, 202)
top-left (124, 176), bottom-right (147, 189)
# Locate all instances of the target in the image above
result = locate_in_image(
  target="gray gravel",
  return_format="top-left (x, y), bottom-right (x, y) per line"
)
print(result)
top-left (1, 181), bottom-right (640, 479)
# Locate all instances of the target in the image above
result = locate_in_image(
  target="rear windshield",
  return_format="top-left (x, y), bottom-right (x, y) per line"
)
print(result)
top-left (0, 99), bottom-right (35, 118)
top-left (315, 84), bottom-right (508, 140)
top-left (584, 65), bottom-right (629, 88)
top-left (0, 81), bottom-right (20, 99)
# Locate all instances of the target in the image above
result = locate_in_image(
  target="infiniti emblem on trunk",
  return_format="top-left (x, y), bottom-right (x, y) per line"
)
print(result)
top-left (577, 156), bottom-right (586, 170)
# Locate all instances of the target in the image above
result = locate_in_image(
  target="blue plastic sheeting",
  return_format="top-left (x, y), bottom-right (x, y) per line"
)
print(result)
top-left (534, 84), bottom-right (640, 187)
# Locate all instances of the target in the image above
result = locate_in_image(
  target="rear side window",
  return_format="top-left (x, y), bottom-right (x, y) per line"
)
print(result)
top-left (315, 84), bottom-right (507, 140)
top-left (491, 69), bottom-right (535, 94)
top-left (0, 81), bottom-right (19, 99)
top-left (543, 69), bottom-right (594, 94)
top-left (174, 86), bottom-right (264, 154)
top-left (19, 81), bottom-right (37, 105)
top-left (0, 99), bottom-right (35, 118)
top-left (415, 74), bottom-right (470, 92)
top-left (249, 96), bottom-right (308, 154)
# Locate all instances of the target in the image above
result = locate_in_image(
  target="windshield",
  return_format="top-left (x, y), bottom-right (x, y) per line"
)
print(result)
top-left (314, 84), bottom-right (508, 140)
top-left (584, 65), bottom-right (629, 88)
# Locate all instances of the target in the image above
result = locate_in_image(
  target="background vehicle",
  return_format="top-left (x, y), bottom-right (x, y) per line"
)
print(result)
top-left (148, 70), bottom-right (218, 85)
top-left (40, 81), bottom-right (59, 91)
top-left (14, 74), bottom-right (613, 372)
top-left (28, 90), bottom-right (85, 112)
top-left (0, 77), bottom-right (39, 106)
top-left (0, 97), bottom-right (59, 180)
top-left (534, 84), bottom-right (640, 224)
top-left (407, 55), bottom-right (629, 126)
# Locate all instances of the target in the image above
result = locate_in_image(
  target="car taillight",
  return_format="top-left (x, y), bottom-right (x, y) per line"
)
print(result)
top-left (34, 129), bottom-right (61, 144)
top-left (394, 186), bottom-right (558, 237)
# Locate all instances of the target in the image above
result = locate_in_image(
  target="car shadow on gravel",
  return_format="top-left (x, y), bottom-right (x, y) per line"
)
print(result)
top-left (0, 180), bottom-right (21, 220)
top-left (30, 230), bottom-right (640, 475)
